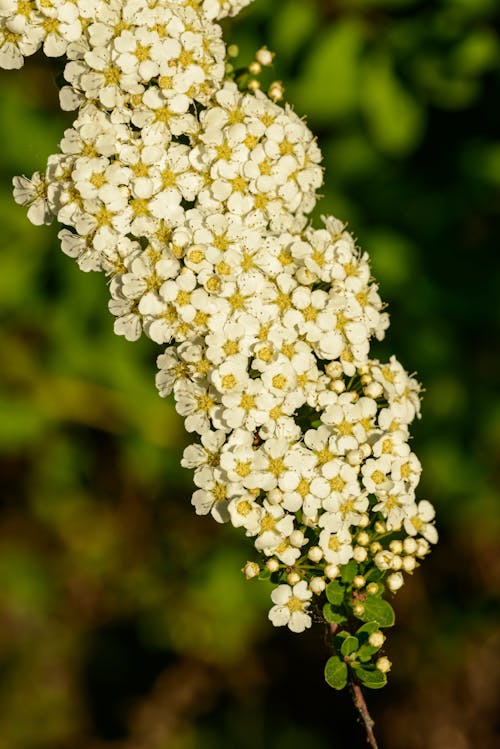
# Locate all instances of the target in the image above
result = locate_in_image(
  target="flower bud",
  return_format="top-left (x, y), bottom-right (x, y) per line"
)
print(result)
top-left (256, 47), bottom-right (274, 66)
top-left (290, 530), bottom-right (305, 547)
top-left (402, 555), bottom-right (416, 572)
top-left (403, 537), bottom-right (418, 555)
top-left (228, 44), bottom-right (239, 58)
top-left (267, 488), bottom-right (282, 505)
top-left (357, 531), bottom-right (370, 546)
top-left (366, 582), bottom-right (379, 596)
top-left (369, 631), bottom-right (385, 649)
top-left (266, 558), bottom-right (280, 573)
top-left (353, 602), bottom-right (365, 616)
top-left (347, 449), bottom-right (363, 466)
top-left (248, 79), bottom-right (261, 92)
top-left (370, 541), bottom-right (382, 554)
top-left (376, 656), bottom-right (392, 673)
top-left (243, 562), bottom-right (259, 579)
top-left (287, 571), bottom-right (301, 585)
top-left (389, 540), bottom-right (403, 554)
top-left (331, 379), bottom-right (345, 394)
top-left (365, 381), bottom-right (383, 399)
top-left (248, 61), bottom-right (262, 75)
top-left (358, 513), bottom-right (370, 528)
top-left (374, 550), bottom-right (393, 570)
top-left (308, 545), bottom-right (323, 563)
top-left (353, 546), bottom-right (368, 563)
top-left (374, 520), bottom-right (386, 534)
top-left (268, 80), bottom-right (284, 102)
top-left (325, 563), bottom-right (340, 579)
top-left (310, 577), bottom-right (326, 595)
top-left (353, 575), bottom-right (365, 589)
top-left (325, 361), bottom-right (343, 379)
top-left (387, 572), bottom-right (404, 592)
top-left (295, 267), bottom-right (315, 285)
top-left (360, 442), bottom-right (372, 458)
top-left (390, 555), bottom-right (402, 571)
top-left (416, 539), bottom-right (430, 557)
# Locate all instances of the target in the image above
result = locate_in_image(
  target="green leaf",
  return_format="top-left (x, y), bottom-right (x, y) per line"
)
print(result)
top-left (354, 668), bottom-right (387, 690)
top-left (324, 656), bottom-right (348, 690)
top-left (326, 580), bottom-right (345, 605)
top-left (364, 566), bottom-right (386, 584)
top-left (341, 560), bottom-right (358, 584)
top-left (357, 643), bottom-right (381, 662)
top-left (323, 603), bottom-right (347, 625)
top-left (356, 622), bottom-right (380, 636)
top-left (340, 636), bottom-right (359, 657)
top-left (358, 598), bottom-right (396, 628)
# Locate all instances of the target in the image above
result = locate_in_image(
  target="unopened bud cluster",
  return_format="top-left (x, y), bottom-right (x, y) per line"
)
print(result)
top-left (3, 0), bottom-right (436, 659)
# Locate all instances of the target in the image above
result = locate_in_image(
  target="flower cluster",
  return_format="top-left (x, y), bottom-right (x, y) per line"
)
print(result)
top-left (4, 0), bottom-right (437, 684)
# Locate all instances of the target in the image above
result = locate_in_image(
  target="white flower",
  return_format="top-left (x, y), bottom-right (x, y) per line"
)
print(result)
top-left (191, 467), bottom-right (243, 523)
top-left (181, 429), bottom-right (226, 469)
top-left (12, 173), bottom-right (53, 225)
top-left (404, 500), bottom-right (438, 544)
top-left (318, 526), bottom-right (353, 565)
top-left (268, 581), bottom-right (312, 633)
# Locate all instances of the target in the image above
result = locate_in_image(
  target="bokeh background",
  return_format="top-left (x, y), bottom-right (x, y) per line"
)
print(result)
top-left (1, 0), bottom-right (499, 747)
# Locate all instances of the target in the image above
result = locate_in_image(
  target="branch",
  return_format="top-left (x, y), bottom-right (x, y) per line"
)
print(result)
top-left (350, 679), bottom-right (379, 749)
top-left (327, 623), bottom-right (379, 747)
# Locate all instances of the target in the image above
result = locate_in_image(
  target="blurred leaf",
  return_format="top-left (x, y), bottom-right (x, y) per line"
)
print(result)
top-left (291, 20), bottom-right (364, 123)
top-left (450, 28), bottom-right (499, 75)
top-left (361, 50), bottom-right (424, 155)
top-left (270, 0), bottom-right (318, 60)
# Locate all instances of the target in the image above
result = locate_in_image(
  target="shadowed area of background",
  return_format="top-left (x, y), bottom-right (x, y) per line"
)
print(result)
top-left (0, 0), bottom-right (499, 747)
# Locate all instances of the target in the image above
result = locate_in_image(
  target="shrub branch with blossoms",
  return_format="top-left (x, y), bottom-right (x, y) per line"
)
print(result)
top-left (1, 0), bottom-right (437, 742)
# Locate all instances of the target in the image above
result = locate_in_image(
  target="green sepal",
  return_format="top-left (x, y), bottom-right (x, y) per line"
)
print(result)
top-left (258, 568), bottom-right (271, 581)
top-left (326, 579), bottom-right (345, 605)
top-left (353, 667), bottom-right (387, 689)
top-left (340, 635), bottom-right (359, 657)
top-left (323, 603), bottom-right (347, 624)
top-left (357, 597), bottom-right (395, 627)
top-left (324, 656), bottom-right (348, 690)
top-left (341, 560), bottom-right (358, 584)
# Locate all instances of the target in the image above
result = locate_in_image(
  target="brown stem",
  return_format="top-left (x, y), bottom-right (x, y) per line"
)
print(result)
top-left (326, 623), bottom-right (379, 747)
top-left (350, 679), bottom-right (379, 749)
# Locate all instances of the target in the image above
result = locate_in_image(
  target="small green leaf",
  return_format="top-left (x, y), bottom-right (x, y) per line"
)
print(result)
top-left (356, 622), bottom-right (380, 637)
top-left (355, 668), bottom-right (387, 690)
top-left (358, 598), bottom-right (395, 627)
top-left (324, 656), bottom-right (348, 690)
top-left (365, 567), bottom-right (385, 584)
top-left (326, 580), bottom-right (345, 605)
top-left (357, 643), bottom-right (380, 662)
top-left (323, 603), bottom-right (347, 624)
top-left (341, 560), bottom-right (358, 584)
top-left (341, 636), bottom-right (359, 657)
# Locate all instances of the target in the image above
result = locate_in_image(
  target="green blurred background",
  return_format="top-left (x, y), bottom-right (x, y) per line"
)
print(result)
top-left (0, 0), bottom-right (499, 747)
